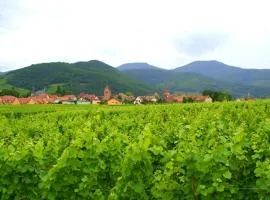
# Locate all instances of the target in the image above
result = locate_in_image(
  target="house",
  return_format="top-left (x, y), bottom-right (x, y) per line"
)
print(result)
top-left (62, 101), bottom-right (75, 104)
top-left (58, 95), bottom-right (77, 104)
top-left (29, 93), bottom-right (51, 104)
top-left (31, 96), bottom-right (48, 104)
top-left (134, 95), bottom-right (158, 104)
top-left (165, 95), bottom-right (184, 103)
top-left (0, 96), bottom-right (20, 105)
top-left (143, 95), bottom-right (158, 103)
top-left (107, 98), bottom-right (121, 105)
top-left (192, 96), bottom-right (212, 102)
top-left (79, 93), bottom-right (96, 101)
top-left (18, 98), bottom-right (35, 104)
top-left (79, 93), bottom-right (100, 104)
top-left (47, 95), bottom-right (59, 104)
top-left (163, 89), bottom-right (184, 103)
top-left (117, 93), bottom-right (135, 103)
top-left (77, 100), bottom-right (91, 105)
top-left (92, 97), bottom-right (101, 104)
top-left (236, 98), bottom-right (245, 102)
top-left (134, 96), bottom-right (143, 105)
top-left (0, 97), bottom-right (2, 105)
top-left (59, 95), bottom-right (77, 101)
top-left (246, 97), bottom-right (256, 101)
top-left (36, 93), bottom-right (50, 100)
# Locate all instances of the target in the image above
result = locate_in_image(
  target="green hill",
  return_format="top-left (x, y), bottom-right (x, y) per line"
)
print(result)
top-left (119, 62), bottom-right (270, 97)
top-left (174, 60), bottom-right (270, 87)
top-left (2, 60), bottom-right (153, 95)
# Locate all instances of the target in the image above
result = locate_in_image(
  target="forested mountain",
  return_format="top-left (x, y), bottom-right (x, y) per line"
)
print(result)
top-left (1, 59), bottom-right (270, 98)
top-left (174, 60), bottom-right (270, 87)
top-left (1, 60), bottom-right (152, 95)
top-left (119, 61), bottom-right (270, 97)
top-left (118, 63), bottom-right (162, 71)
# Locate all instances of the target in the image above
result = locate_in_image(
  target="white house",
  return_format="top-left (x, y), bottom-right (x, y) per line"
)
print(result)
top-left (134, 96), bottom-right (143, 105)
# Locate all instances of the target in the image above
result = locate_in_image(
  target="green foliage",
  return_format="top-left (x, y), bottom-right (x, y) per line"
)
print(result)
top-left (120, 62), bottom-right (270, 98)
top-left (125, 91), bottom-right (133, 96)
top-left (183, 97), bottom-right (194, 103)
top-left (0, 78), bottom-right (30, 96)
top-left (0, 101), bottom-right (270, 199)
top-left (55, 85), bottom-right (72, 96)
top-left (202, 90), bottom-right (232, 101)
top-left (3, 60), bottom-right (152, 96)
top-left (0, 88), bottom-right (20, 97)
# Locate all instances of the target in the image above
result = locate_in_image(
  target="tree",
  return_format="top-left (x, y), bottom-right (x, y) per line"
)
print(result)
top-left (56, 85), bottom-right (62, 96)
top-left (202, 90), bottom-right (232, 102)
top-left (0, 88), bottom-right (20, 97)
top-left (183, 97), bottom-right (194, 103)
top-left (55, 85), bottom-right (72, 96)
top-left (125, 92), bottom-right (133, 96)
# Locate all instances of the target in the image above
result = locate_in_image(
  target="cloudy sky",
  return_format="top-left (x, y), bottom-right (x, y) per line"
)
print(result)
top-left (0, 0), bottom-right (270, 71)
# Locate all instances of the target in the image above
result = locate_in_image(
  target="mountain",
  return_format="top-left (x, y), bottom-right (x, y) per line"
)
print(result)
top-left (2, 60), bottom-right (152, 95)
top-left (118, 63), bottom-right (162, 71)
top-left (2, 60), bottom-right (270, 98)
top-left (120, 61), bottom-right (270, 97)
top-left (119, 65), bottom-right (234, 95)
top-left (174, 60), bottom-right (270, 87)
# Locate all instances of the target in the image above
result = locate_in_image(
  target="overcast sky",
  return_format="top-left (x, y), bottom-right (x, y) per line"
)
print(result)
top-left (0, 0), bottom-right (270, 71)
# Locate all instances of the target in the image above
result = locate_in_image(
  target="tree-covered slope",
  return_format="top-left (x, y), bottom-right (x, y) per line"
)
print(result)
top-left (118, 63), bottom-right (162, 71)
top-left (3, 60), bottom-right (153, 95)
top-left (119, 62), bottom-right (270, 97)
top-left (174, 60), bottom-right (270, 87)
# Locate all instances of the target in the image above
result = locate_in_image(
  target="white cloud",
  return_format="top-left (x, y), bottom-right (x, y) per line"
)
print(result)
top-left (0, 0), bottom-right (270, 71)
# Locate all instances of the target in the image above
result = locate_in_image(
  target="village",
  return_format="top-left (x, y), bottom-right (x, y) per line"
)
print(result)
top-left (0, 85), bottom-right (215, 105)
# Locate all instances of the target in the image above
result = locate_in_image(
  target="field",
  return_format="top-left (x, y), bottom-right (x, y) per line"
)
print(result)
top-left (0, 102), bottom-right (270, 199)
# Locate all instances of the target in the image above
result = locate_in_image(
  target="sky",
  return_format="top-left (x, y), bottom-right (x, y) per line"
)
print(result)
top-left (0, 0), bottom-right (270, 71)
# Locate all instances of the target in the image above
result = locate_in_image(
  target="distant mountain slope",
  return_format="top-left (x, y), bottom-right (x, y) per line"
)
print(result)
top-left (119, 62), bottom-right (270, 97)
top-left (3, 60), bottom-right (152, 95)
top-left (174, 60), bottom-right (270, 87)
top-left (120, 67), bottom-right (233, 94)
top-left (118, 63), bottom-right (162, 71)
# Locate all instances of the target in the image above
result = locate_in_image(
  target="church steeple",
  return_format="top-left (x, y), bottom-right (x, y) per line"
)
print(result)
top-left (104, 85), bottom-right (111, 100)
top-left (163, 87), bottom-right (170, 100)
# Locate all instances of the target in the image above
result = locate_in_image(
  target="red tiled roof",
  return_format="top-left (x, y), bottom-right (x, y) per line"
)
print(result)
top-left (0, 96), bottom-right (19, 104)
top-left (59, 95), bottom-right (77, 101)
top-left (173, 95), bottom-right (184, 102)
top-left (164, 95), bottom-right (184, 103)
top-left (31, 96), bottom-right (48, 104)
top-left (192, 96), bottom-right (210, 102)
top-left (18, 98), bottom-right (34, 104)
top-left (79, 93), bottom-right (96, 101)
top-left (47, 95), bottom-right (59, 103)
top-left (35, 94), bottom-right (49, 99)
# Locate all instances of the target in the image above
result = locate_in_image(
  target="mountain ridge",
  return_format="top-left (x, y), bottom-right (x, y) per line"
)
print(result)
top-left (118, 63), bottom-right (164, 71)
top-left (1, 60), bottom-right (270, 98)
top-left (1, 60), bottom-right (153, 95)
top-left (119, 60), bottom-right (270, 97)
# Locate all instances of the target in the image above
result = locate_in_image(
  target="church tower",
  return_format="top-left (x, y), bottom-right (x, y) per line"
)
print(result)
top-left (163, 88), bottom-right (170, 101)
top-left (104, 85), bottom-right (111, 100)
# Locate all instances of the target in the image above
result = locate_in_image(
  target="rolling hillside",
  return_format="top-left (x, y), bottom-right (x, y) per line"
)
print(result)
top-left (174, 60), bottom-right (270, 87)
top-left (2, 60), bottom-right (153, 95)
top-left (119, 61), bottom-right (270, 97)
top-left (1, 60), bottom-right (270, 98)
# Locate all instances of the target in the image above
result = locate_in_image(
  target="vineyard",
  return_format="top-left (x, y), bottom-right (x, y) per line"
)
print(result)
top-left (0, 102), bottom-right (270, 199)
